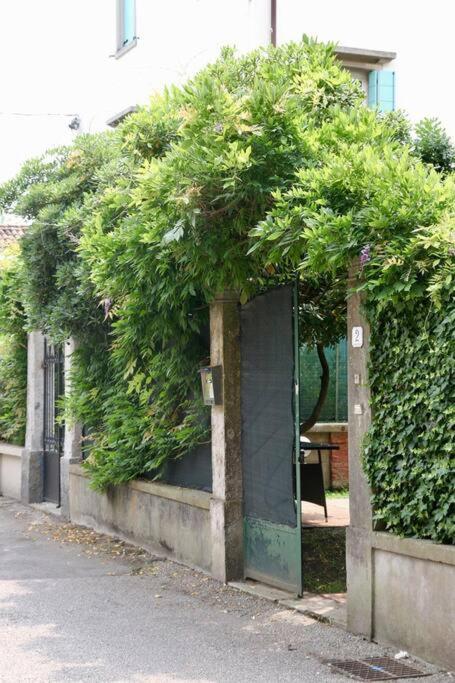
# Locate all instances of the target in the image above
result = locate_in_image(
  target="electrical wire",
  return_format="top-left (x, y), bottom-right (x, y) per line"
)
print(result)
top-left (0, 112), bottom-right (78, 117)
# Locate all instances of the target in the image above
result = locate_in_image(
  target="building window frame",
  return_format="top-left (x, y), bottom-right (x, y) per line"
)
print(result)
top-left (334, 45), bottom-right (396, 111)
top-left (116, 0), bottom-right (137, 58)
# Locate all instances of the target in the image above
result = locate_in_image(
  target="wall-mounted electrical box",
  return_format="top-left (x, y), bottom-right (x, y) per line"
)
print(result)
top-left (199, 365), bottom-right (222, 406)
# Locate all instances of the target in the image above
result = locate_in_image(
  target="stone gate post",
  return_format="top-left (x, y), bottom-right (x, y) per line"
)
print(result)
top-left (21, 331), bottom-right (45, 503)
top-left (60, 338), bottom-right (83, 519)
top-left (209, 291), bottom-right (243, 582)
top-left (346, 269), bottom-right (374, 637)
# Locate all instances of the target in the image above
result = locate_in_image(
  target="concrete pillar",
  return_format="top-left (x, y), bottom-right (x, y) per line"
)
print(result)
top-left (209, 291), bottom-right (243, 582)
top-left (346, 268), bottom-right (374, 638)
top-left (60, 338), bottom-right (83, 519)
top-left (21, 331), bottom-right (45, 503)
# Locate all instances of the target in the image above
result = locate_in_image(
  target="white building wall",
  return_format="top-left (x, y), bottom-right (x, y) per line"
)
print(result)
top-left (0, 0), bottom-right (101, 183)
top-left (277, 0), bottom-right (455, 138)
top-left (0, 0), bottom-right (454, 185)
top-left (83, 0), bottom-right (271, 131)
top-left (0, 0), bottom-right (270, 183)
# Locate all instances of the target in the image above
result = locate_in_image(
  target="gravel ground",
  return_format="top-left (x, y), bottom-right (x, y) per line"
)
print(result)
top-left (0, 497), bottom-right (452, 683)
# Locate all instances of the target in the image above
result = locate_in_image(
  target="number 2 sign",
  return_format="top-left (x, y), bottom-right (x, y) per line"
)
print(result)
top-left (351, 326), bottom-right (363, 348)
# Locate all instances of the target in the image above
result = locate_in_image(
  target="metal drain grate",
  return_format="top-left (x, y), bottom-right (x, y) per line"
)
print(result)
top-left (326, 656), bottom-right (430, 680)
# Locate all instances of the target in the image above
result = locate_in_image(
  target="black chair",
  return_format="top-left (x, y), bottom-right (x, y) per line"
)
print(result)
top-left (299, 442), bottom-right (339, 522)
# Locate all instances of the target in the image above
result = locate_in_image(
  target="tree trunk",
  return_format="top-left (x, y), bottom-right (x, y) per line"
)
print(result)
top-left (300, 343), bottom-right (330, 433)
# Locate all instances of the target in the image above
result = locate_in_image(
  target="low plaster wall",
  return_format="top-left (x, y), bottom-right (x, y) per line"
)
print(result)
top-left (0, 442), bottom-right (23, 500)
top-left (348, 529), bottom-right (455, 669)
top-left (69, 464), bottom-right (212, 573)
top-left (371, 532), bottom-right (455, 669)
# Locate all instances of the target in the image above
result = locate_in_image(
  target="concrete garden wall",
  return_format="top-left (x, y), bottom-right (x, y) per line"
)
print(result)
top-left (69, 463), bottom-right (212, 573)
top-left (0, 442), bottom-right (23, 500)
top-left (371, 532), bottom-right (455, 669)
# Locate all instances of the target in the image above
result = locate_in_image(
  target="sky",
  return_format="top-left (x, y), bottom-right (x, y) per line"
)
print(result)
top-left (1, 0), bottom-right (455, 186)
top-left (0, 0), bottom-right (109, 184)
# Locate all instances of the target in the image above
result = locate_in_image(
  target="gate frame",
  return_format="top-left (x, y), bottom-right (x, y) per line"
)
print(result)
top-left (60, 338), bottom-right (83, 518)
top-left (21, 331), bottom-right (46, 504)
top-left (292, 282), bottom-right (303, 593)
top-left (21, 332), bottom-right (82, 514)
top-left (209, 291), bottom-right (243, 583)
top-left (42, 338), bottom-right (65, 505)
top-left (208, 278), bottom-right (368, 598)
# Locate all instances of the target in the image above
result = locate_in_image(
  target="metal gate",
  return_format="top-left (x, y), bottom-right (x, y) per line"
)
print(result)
top-left (241, 284), bottom-right (302, 595)
top-left (43, 340), bottom-right (64, 504)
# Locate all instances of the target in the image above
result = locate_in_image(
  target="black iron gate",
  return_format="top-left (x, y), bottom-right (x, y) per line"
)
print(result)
top-left (43, 340), bottom-right (64, 504)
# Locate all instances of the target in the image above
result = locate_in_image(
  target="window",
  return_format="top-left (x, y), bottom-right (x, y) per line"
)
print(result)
top-left (117, 0), bottom-right (137, 57)
top-left (368, 70), bottom-right (395, 112)
top-left (334, 46), bottom-right (396, 112)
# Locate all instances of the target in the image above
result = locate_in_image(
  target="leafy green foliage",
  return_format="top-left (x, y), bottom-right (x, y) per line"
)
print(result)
top-left (0, 38), bottom-right (453, 544)
top-left (379, 110), bottom-right (412, 146)
top-left (364, 296), bottom-right (454, 544)
top-left (73, 38), bottom-right (364, 488)
top-left (252, 105), bottom-right (455, 544)
top-left (0, 247), bottom-right (27, 445)
top-left (414, 117), bottom-right (455, 175)
top-left (6, 134), bottom-right (123, 341)
top-left (251, 110), bottom-right (454, 279)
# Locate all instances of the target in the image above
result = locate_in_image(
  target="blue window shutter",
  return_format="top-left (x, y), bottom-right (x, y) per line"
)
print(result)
top-left (122, 0), bottom-right (135, 45)
top-left (368, 71), bottom-right (378, 107)
top-left (368, 70), bottom-right (395, 112)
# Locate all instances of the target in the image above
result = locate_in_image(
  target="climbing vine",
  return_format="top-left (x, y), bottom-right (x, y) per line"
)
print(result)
top-left (0, 39), bottom-right (453, 542)
top-left (365, 292), bottom-right (454, 544)
top-left (1, 39), bottom-right (364, 488)
top-left (0, 246), bottom-right (27, 445)
top-left (252, 117), bottom-right (455, 544)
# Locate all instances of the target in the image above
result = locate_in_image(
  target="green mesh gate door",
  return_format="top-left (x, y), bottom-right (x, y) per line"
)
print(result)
top-left (241, 285), bottom-right (302, 594)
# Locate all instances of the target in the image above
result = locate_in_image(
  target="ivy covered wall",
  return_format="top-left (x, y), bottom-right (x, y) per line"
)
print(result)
top-left (365, 296), bottom-right (454, 544)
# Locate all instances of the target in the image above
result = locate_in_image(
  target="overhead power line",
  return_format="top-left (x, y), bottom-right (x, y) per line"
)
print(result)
top-left (0, 112), bottom-right (78, 117)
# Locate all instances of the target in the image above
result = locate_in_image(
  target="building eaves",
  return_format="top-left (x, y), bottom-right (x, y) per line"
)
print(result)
top-left (106, 105), bottom-right (138, 128)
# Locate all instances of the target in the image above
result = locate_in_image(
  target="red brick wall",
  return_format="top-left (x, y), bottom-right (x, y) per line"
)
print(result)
top-left (329, 431), bottom-right (349, 488)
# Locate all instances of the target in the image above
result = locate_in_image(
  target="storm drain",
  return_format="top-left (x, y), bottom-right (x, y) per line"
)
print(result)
top-left (326, 657), bottom-right (430, 681)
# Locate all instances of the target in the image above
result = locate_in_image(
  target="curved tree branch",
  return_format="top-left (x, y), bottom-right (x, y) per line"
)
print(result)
top-left (300, 343), bottom-right (330, 433)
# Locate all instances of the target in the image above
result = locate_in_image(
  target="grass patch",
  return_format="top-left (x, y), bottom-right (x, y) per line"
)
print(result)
top-left (325, 488), bottom-right (349, 498)
top-left (302, 527), bottom-right (346, 594)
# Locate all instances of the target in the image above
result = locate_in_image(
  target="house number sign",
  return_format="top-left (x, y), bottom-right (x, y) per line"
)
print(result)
top-left (351, 326), bottom-right (364, 348)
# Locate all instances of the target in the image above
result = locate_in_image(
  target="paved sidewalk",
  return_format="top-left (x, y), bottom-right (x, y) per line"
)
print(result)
top-left (0, 497), bottom-right (451, 683)
top-left (229, 580), bottom-right (347, 628)
top-left (302, 497), bottom-right (350, 527)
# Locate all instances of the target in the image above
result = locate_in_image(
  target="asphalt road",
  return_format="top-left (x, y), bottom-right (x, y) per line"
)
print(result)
top-left (0, 497), bottom-right (451, 683)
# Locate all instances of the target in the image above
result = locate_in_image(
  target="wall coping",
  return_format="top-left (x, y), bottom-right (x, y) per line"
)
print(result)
top-left (69, 463), bottom-right (211, 511)
top-left (372, 531), bottom-right (455, 566)
top-left (0, 442), bottom-right (24, 458)
top-left (308, 422), bottom-right (348, 433)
